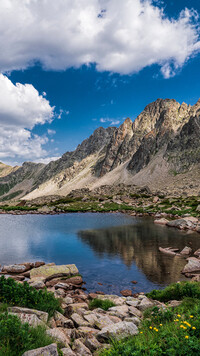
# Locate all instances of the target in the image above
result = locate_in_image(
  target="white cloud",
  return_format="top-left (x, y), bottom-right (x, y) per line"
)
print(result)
top-left (34, 156), bottom-right (61, 164)
top-left (100, 117), bottom-right (120, 125)
top-left (0, 0), bottom-right (199, 77)
top-left (47, 129), bottom-right (56, 135)
top-left (0, 74), bottom-right (54, 162)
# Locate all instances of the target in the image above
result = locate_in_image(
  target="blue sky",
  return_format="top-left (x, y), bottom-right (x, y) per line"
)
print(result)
top-left (0, 0), bottom-right (199, 165)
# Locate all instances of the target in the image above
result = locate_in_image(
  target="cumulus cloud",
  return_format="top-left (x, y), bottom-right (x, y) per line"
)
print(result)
top-left (0, 74), bottom-right (54, 162)
top-left (0, 0), bottom-right (199, 77)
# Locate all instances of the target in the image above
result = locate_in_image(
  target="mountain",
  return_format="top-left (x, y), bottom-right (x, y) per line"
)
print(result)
top-left (0, 98), bottom-right (199, 201)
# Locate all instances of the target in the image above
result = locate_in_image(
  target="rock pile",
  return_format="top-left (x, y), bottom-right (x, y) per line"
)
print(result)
top-left (0, 262), bottom-right (160, 355)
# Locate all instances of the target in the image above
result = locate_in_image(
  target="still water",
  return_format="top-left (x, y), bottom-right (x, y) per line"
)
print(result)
top-left (0, 213), bottom-right (199, 294)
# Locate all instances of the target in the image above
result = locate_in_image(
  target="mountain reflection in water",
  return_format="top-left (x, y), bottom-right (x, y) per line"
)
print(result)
top-left (78, 219), bottom-right (200, 286)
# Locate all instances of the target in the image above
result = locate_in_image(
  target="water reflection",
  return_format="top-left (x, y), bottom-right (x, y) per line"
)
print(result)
top-left (78, 219), bottom-right (200, 285)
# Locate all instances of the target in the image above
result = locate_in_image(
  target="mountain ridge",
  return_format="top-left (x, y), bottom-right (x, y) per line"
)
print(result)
top-left (0, 97), bottom-right (199, 201)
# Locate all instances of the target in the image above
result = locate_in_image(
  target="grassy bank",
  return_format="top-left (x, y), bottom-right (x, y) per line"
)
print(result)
top-left (100, 282), bottom-right (200, 356)
top-left (0, 194), bottom-right (199, 218)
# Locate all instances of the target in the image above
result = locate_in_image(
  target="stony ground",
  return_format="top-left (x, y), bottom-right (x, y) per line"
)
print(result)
top-left (0, 262), bottom-right (182, 356)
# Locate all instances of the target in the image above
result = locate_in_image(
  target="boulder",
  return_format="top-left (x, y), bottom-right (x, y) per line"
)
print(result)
top-left (124, 316), bottom-right (141, 326)
top-left (76, 326), bottom-right (98, 338)
top-left (30, 264), bottom-right (78, 280)
top-left (94, 314), bottom-right (115, 330)
top-left (73, 339), bottom-right (92, 356)
top-left (9, 312), bottom-right (43, 327)
top-left (194, 249), bottom-right (200, 257)
top-left (154, 218), bottom-right (169, 225)
top-left (22, 343), bottom-right (58, 356)
top-left (84, 335), bottom-right (101, 352)
top-left (180, 246), bottom-right (192, 255)
top-left (46, 328), bottom-right (70, 347)
top-left (137, 297), bottom-right (154, 311)
top-left (2, 264), bottom-right (28, 273)
top-left (97, 321), bottom-right (138, 342)
top-left (93, 294), bottom-right (125, 306)
top-left (28, 277), bottom-right (45, 289)
top-left (128, 306), bottom-right (142, 318)
top-left (166, 219), bottom-right (188, 229)
top-left (61, 347), bottom-right (76, 356)
top-left (182, 257), bottom-right (200, 273)
top-left (71, 313), bottom-right (89, 327)
top-left (108, 305), bottom-right (129, 319)
top-left (54, 311), bottom-right (74, 328)
top-left (8, 306), bottom-right (48, 323)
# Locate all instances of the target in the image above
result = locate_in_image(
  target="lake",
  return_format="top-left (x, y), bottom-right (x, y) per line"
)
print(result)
top-left (0, 213), bottom-right (199, 294)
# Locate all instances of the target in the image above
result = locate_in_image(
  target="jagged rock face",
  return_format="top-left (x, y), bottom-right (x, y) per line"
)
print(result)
top-left (127, 99), bottom-right (191, 173)
top-left (36, 126), bottom-right (116, 185)
top-left (165, 112), bottom-right (200, 173)
top-left (98, 118), bottom-right (133, 176)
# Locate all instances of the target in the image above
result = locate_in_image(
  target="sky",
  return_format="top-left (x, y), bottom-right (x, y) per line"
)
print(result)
top-left (0, 0), bottom-right (199, 165)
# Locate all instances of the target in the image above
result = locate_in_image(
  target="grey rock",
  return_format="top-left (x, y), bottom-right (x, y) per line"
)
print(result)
top-left (8, 306), bottom-right (48, 323)
top-left (22, 343), bottom-right (58, 356)
top-left (97, 321), bottom-right (138, 341)
top-left (73, 339), bottom-right (92, 356)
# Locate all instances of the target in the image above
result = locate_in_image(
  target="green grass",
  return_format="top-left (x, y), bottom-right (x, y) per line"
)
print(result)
top-left (0, 276), bottom-right (62, 317)
top-left (100, 283), bottom-right (200, 356)
top-left (89, 298), bottom-right (116, 311)
top-left (0, 312), bottom-right (57, 356)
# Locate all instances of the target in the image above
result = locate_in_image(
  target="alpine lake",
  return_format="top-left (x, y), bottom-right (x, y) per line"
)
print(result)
top-left (0, 212), bottom-right (199, 294)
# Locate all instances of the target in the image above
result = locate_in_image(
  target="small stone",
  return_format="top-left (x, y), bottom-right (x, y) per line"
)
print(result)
top-left (154, 218), bottom-right (169, 225)
top-left (120, 289), bottom-right (132, 297)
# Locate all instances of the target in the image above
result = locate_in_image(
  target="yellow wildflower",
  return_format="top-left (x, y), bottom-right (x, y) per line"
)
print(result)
top-left (160, 324), bottom-right (162, 326)
top-left (149, 326), bottom-right (152, 329)
top-left (192, 327), bottom-right (196, 330)
top-left (140, 331), bottom-right (143, 334)
top-left (177, 314), bottom-right (181, 317)
top-left (185, 336), bottom-right (189, 339)
top-left (190, 315), bottom-right (194, 318)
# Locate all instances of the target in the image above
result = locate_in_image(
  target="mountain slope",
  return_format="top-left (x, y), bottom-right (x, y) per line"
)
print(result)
top-left (0, 97), bottom-right (199, 201)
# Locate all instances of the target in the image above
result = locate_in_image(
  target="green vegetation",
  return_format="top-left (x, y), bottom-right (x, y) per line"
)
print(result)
top-left (0, 276), bottom-right (62, 317)
top-left (0, 190), bottom-right (23, 201)
top-left (0, 205), bottom-right (38, 211)
top-left (89, 298), bottom-right (116, 311)
top-left (0, 313), bottom-right (55, 356)
top-left (147, 281), bottom-right (200, 303)
top-left (100, 282), bottom-right (200, 356)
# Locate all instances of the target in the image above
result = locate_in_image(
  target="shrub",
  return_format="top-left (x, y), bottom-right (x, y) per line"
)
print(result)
top-left (0, 276), bottom-right (62, 317)
top-left (147, 282), bottom-right (200, 303)
top-left (0, 313), bottom-right (54, 356)
top-left (89, 298), bottom-right (115, 311)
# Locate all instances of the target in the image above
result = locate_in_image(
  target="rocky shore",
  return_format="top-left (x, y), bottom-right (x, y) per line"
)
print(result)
top-left (0, 261), bottom-right (183, 356)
